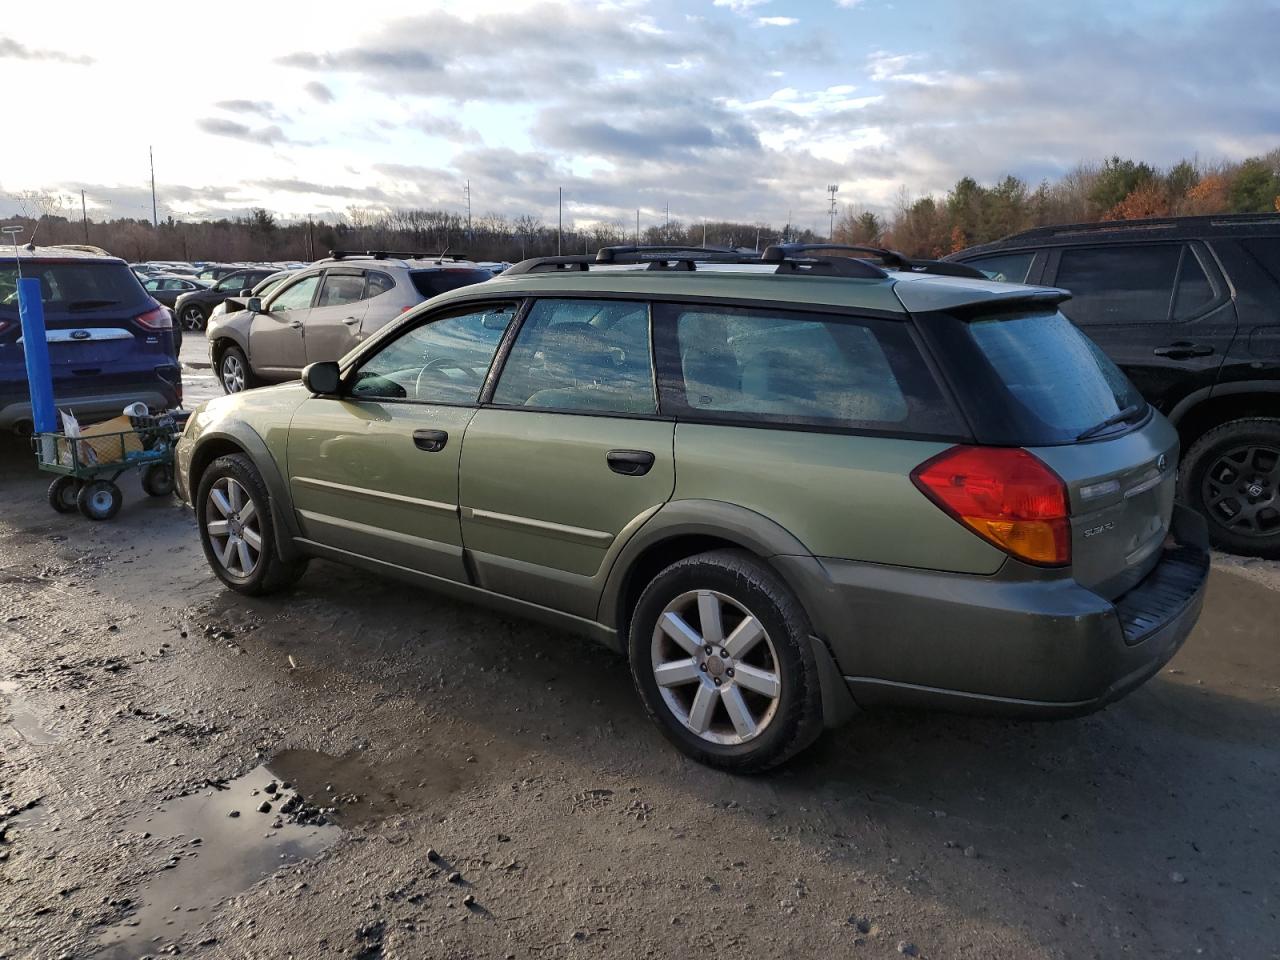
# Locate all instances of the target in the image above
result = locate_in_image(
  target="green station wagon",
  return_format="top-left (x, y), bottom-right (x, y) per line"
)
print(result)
top-left (176, 244), bottom-right (1210, 770)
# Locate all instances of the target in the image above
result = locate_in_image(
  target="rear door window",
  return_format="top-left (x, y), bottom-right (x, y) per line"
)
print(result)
top-left (1054, 244), bottom-right (1181, 325)
top-left (492, 299), bottom-right (655, 414)
top-left (1172, 246), bottom-right (1216, 319)
top-left (366, 271), bottom-right (395, 297)
top-left (654, 303), bottom-right (962, 436)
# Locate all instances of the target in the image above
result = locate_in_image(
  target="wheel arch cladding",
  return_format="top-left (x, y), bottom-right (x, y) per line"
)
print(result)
top-left (600, 500), bottom-right (857, 727)
top-left (191, 425), bottom-right (303, 562)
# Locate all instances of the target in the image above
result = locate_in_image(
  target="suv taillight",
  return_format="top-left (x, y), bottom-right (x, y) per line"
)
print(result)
top-left (136, 304), bottom-right (172, 330)
top-left (911, 446), bottom-right (1071, 567)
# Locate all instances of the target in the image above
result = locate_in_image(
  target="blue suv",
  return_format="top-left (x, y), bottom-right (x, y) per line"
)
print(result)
top-left (0, 246), bottom-right (182, 432)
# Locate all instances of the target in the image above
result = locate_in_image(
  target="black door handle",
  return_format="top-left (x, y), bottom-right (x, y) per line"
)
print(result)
top-left (1153, 342), bottom-right (1214, 359)
top-left (412, 429), bottom-right (448, 452)
top-left (607, 449), bottom-right (655, 476)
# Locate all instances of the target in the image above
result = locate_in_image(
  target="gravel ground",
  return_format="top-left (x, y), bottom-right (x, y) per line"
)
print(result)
top-left (1, 424), bottom-right (1278, 960)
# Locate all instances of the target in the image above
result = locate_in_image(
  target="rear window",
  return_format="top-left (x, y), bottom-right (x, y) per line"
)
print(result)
top-left (410, 269), bottom-right (492, 299)
top-left (0, 261), bottom-right (143, 315)
top-left (941, 309), bottom-right (1146, 444)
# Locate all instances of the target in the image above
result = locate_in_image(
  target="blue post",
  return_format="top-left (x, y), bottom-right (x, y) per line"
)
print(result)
top-left (17, 276), bottom-right (57, 435)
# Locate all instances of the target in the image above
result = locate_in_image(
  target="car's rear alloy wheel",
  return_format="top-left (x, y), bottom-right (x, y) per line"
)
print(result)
top-left (651, 590), bottom-right (782, 745)
top-left (206, 477), bottom-right (262, 580)
top-left (180, 304), bottom-right (206, 331)
top-left (630, 549), bottom-right (824, 771)
top-left (196, 454), bottom-right (308, 595)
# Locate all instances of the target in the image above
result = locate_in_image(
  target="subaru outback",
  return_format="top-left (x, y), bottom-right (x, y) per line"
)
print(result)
top-left (176, 244), bottom-right (1209, 771)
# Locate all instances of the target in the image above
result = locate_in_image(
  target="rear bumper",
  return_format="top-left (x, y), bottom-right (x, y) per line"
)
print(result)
top-left (782, 504), bottom-right (1210, 718)
top-left (0, 387), bottom-right (178, 430)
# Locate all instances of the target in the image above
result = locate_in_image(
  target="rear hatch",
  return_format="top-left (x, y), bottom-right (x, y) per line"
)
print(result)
top-left (409, 267), bottom-right (494, 300)
top-left (925, 306), bottom-right (1177, 599)
top-left (0, 257), bottom-right (177, 398)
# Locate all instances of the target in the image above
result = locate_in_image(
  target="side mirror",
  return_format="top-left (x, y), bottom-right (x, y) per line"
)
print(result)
top-left (302, 361), bottom-right (341, 396)
top-left (239, 288), bottom-right (253, 297)
top-left (246, 296), bottom-right (263, 313)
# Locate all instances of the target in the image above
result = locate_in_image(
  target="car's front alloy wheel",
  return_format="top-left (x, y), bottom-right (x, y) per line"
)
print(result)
top-left (180, 304), bottom-right (206, 331)
top-left (221, 351), bottom-right (246, 393)
top-left (205, 476), bottom-right (262, 580)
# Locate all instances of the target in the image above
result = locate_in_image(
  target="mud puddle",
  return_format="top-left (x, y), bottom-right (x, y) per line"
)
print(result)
top-left (0, 679), bottom-right (60, 745)
top-left (94, 746), bottom-right (466, 957)
top-left (96, 755), bottom-right (342, 959)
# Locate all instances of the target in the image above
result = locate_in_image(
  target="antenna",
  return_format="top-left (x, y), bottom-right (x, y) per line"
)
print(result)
top-left (827, 184), bottom-right (839, 241)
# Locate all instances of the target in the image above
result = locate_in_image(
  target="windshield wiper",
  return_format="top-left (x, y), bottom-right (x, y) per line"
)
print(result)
top-left (1076, 403), bottom-right (1145, 441)
top-left (66, 299), bottom-right (120, 310)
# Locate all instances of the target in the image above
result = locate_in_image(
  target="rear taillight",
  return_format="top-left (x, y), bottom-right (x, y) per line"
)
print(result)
top-left (0, 318), bottom-right (11, 336)
top-left (911, 446), bottom-right (1071, 567)
top-left (136, 304), bottom-right (172, 330)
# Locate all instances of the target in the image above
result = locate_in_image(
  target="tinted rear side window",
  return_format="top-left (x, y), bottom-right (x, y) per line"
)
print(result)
top-left (1055, 244), bottom-right (1180, 325)
top-left (0, 261), bottom-right (143, 315)
top-left (654, 303), bottom-right (963, 436)
top-left (410, 269), bottom-right (492, 299)
top-left (934, 309), bottom-right (1146, 445)
top-left (1241, 237), bottom-right (1280, 285)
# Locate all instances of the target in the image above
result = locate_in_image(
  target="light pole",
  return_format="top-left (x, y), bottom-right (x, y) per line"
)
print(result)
top-left (827, 184), bottom-right (839, 241)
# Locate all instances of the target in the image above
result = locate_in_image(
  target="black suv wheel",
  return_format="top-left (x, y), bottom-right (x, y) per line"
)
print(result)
top-left (1180, 417), bottom-right (1280, 558)
top-left (629, 549), bottom-right (824, 772)
top-left (179, 303), bottom-right (207, 332)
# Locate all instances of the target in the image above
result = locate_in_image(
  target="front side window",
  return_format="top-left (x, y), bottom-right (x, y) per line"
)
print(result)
top-left (1055, 244), bottom-right (1181, 325)
top-left (656, 304), bottom-right (955, 433)
top-left (966, 252), bottom-right (1034, 284)
top-left (268, 274), bottom-right (320, 313)
top-left (317, 272), bottom-right (366, 307)
top-left (492, 299), bottom-right (655, 414)
top-left (214, 272), bottom-right (248, 293)
top-left (348, 302), bottom-right (517, 403)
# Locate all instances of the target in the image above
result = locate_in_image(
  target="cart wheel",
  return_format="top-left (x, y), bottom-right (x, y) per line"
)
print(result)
top-left (47, 476), bottom-right (81, 514)
top-left (77, 480), bottom-right (123, 521)
top-left (141, 463), bottom-right (175, 498)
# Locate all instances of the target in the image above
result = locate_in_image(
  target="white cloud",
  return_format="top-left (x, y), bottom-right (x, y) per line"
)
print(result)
top-left (756, 16), bottom-right (798, 27)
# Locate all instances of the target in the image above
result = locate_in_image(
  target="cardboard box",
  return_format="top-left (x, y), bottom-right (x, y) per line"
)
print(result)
top-left (57, 416), bottom-right (143, 468)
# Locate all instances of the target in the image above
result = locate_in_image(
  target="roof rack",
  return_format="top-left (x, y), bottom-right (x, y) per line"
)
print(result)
top-left (327, 249), bottom-right (472, 262)
top-left (504, 244), bottom-right (890, 279)
top-left (763, 243), bottom-right (986, 279)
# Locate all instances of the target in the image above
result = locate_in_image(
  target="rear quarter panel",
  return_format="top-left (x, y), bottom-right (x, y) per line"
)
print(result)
top-left (672, 423), bottom-right (1006, 573)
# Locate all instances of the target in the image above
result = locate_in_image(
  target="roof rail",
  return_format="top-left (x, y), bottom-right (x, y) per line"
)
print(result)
top-left (503, 244), bottom-right (890, 278)
top-left (327, 249), bottom-right (472, 262)
top-left (763, 243), bottom-right (986, 279)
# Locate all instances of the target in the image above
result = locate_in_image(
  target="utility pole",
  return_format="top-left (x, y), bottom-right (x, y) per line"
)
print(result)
top-left (664, 203), bottom-right (669, 241)
top-left (702, 219), bottom-right (707, 248)
top-left (464, 180), bottom-right (472, 241)
top-left (557, 187), bottom-right (562, 255)
top-left (635, 209), bottom-right (639, 244)
top-left (307, 215), bottom-right (315, 261)
top-left (827, 184), bottom-right (839, 241)
top-left (80, 190), bottom-right (89, 243)
top-left (149, 146), bottom-right (158, 228)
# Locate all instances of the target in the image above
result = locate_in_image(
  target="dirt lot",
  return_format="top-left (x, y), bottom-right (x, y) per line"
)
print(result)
top-left (1, 419), bottom-right (1278, 959)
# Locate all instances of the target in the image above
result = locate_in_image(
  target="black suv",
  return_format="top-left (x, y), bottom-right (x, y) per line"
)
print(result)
top-left (174, 267), bottom-right (278, 332)
top-left (951, 214), bottom-right (1280, 557)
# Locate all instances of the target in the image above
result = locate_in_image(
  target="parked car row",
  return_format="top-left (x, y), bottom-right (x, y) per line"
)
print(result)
top-left (175, 241), bottom-right (1210, 770)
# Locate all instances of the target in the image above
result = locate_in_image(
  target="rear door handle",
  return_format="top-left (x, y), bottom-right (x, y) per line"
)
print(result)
top-left (607, 449), bottom-right (655, 476)
top-left (412, 429), bottom-right (449, 452)
top-left (1153, 342), bottom-right (1214, 359)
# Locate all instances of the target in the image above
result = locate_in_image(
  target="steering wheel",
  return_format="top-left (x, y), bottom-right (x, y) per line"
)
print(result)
top-left (415, 356), bottom-right (482, 397)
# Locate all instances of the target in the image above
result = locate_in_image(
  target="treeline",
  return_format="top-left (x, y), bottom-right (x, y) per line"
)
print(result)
top-left (6, 150), bottom-right (1278, 264)
top-left (849, 149), bottom-right (1280, 256)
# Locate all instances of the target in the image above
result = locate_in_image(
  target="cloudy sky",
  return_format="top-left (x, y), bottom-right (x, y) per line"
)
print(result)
top-left (1, 0), bottom-right (1276, 232)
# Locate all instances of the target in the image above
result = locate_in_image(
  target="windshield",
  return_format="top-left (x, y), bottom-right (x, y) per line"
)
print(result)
top-left (932, 309), bottom-right (1147, 445)
top-left (0, 261), bottom-right (143, 315)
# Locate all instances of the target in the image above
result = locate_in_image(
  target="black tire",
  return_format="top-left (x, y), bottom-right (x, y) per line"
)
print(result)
top-left (179, 303), bottom-right (207, 332)
top-left (77, 480), bottom-right (122, 521)
top-left (196, 453), bottom-right (308, 595)
top-left (141, 462), bottom-right (175, 498)
top-left (47, 476), bottom-right (81, 514)
top-left (1179, 417), bottom-right (1280, 559)
top-left (217, 345), bottom-right (257, 394)
top-left (628, 549), bottom-right (824, 772)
